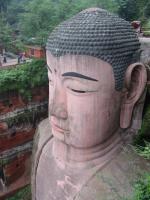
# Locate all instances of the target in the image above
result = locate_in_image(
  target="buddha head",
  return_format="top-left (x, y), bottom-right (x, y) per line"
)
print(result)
top-left (46, 8), bottom-right (147, 149)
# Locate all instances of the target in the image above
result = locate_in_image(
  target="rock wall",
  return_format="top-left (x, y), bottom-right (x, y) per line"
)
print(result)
top-left (140, 37), bottom-right (150, 65)
top-left (0, 38), bottom-right (149, 199)
top-left (140, 37), bottom-right (150, 84)
top-left (0, 86), bottom-right (48, 198)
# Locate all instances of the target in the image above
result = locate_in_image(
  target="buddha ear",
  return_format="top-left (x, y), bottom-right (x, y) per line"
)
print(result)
top-left (120, 63), bottom-right (147, 129)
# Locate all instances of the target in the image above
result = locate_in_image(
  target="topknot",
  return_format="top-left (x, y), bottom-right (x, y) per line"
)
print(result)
top-left (46, 8), bottom-right (140, 90)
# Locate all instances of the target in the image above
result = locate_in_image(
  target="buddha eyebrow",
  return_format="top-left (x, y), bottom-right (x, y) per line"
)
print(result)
top-left (62, 72), bottom-right (98, 81)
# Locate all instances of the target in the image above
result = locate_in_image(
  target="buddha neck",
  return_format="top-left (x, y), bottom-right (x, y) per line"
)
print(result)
top-left (52, 129), bottom-right (123, 170)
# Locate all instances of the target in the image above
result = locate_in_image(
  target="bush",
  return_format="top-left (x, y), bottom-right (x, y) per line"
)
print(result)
top-left (0, 59), bottom-right (48, 100)
top-left (126, 174), bottom-right (150, 200)
top-left (134, 141), bottom-right (150, 159)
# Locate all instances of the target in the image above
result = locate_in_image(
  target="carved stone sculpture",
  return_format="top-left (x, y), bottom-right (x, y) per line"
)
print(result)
top-left (32, 8), bottom-right (150, 200)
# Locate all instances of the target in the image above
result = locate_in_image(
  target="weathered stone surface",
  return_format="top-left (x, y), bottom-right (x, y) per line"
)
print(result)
top-left (140, 37), bottom-right (150, 65)
top-left (32, 8), bottom-right (149, 200)
top-left (0, 156), bottom-right (31, 199)
top-left (0, 88), bottom-right (48, 197)
top-left (33, 120), bottom-right (150, 200)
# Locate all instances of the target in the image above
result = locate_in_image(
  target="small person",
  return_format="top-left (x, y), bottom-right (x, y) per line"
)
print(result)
top-left (3, 55), bottom-right (7, 63)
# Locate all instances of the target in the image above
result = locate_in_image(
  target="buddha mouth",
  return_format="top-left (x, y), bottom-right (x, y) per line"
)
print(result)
top-left (51, 118), bottom-right (69, 134)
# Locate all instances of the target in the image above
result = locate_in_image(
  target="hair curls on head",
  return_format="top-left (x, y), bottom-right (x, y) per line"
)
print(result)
top-left (46, 8), bottom-right (140, 90)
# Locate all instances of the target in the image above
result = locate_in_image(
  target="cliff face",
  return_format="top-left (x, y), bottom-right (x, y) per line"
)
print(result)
top-left (140, 37), bottom-right (150, 115)
top-left (140, 38), bottom-right (150, 65)
top-left (0, 60), bottom-right (48, 198)
top-left (0, 39), bottom-right (150, 199)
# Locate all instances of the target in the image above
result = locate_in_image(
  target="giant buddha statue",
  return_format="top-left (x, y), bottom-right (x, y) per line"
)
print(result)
top-left (32, 8), bottom-right (150, 200)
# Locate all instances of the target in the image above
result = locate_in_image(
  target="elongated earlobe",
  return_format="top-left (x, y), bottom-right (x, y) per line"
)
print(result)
top-left (120, 63), bottom-right (147, 128)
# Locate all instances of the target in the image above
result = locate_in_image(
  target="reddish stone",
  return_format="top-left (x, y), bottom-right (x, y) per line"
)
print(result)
top-left (31, 86), bottom-right (48, 102)
top-left (0, 156), bottom-right (31, 199)
top-left (0, 102), bottom-right (11, 114)
top-left (0, 122), bottom-right (8, 133)
top-left (3, 152), bottom-right (31, 186)
top-left (0, 129), bottom-right (35, 152)
top-left (0, 95), bottom-right (24, 114)
top-left (10, 95), bottom-right (26, 110)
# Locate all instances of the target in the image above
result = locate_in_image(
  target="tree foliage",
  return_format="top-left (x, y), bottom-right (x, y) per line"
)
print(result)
top-left (0, 0), bottom-right (11, 13)
top-left (117, 0), bottom-right (139, 21)
top-left (6, 0), bottom-right (30, 26)
top-left (0, 15), bottom-right (13, 50)
top-left (0, 0), bottom-right (150, 47)
top-left (144, 1), bottom-right (150, 19)
top-left (0, 59), bottom-right (48, 100)
top-left (19, 0), bottom-right (118, 45)
top-left (126, 174), bottom-right (150, 200)
top-left (117, 0), bottom-right (150, 22)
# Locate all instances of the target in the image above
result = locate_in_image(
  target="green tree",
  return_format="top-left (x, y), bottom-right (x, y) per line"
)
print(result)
top-left (117, 0), bottom-right (140, 21)
top-left (144, 1), bottom-right (150, 18)
top-left (0, 0), bottom-right (11, 13)
top-left (88, 0), bottom-right (118, 12)
top-left (19, 0), bottom-right (57, 45)
top-left (1, 0), bottom-right (149, 49)
top-left (0, 15), bottom-right (13, 51)
top-left (116, 0), bottom-right (150, 23)
top-left (19, 0), bottom-right (119, 45)
top-left (6, 0), bottom-right (30, 26)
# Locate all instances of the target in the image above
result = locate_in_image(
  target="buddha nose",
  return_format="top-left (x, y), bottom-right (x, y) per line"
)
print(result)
top-left (49, 80), bottom-right (68, 120)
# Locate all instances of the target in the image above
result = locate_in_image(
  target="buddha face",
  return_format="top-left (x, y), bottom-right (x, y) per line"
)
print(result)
top-left (47, 51), bottom-right (124, 148)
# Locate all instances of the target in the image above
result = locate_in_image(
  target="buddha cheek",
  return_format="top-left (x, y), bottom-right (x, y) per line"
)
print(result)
top-left (65, 114), bottom-right (98, 148)
top-left (65, 91), bottom-right (121, 147)
top-left (64, 94), bottom-right (107, 147)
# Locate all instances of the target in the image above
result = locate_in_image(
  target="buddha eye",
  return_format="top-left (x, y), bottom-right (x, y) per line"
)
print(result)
top-left (71, 89), bottom-right (86, 93)
top-left (67, 86), bottom-right (89, 94)
top-left (68, 87), bottom-right (98, 94)
top-left (64, 81), bottom-right (98, 95)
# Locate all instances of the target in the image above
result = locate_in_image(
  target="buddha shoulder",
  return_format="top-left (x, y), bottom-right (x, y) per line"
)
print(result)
top-left (75, 146), bottom-right (150, 200)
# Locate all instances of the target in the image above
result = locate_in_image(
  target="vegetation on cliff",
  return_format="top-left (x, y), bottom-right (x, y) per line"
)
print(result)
top-left (0, 59), bottom-right (48, 100)
top-left (0, 0), bottom-right (150, 49)
top-left (125, 173), bottom-right (150, 200)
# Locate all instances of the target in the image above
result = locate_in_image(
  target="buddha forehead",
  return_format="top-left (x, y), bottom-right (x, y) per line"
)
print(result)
top-left (47, 52), bottom-right (113, 79)
top-left (46, 8), bottom-right (140, 90)
top-left (47, 52), bottom-right (116, 93)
